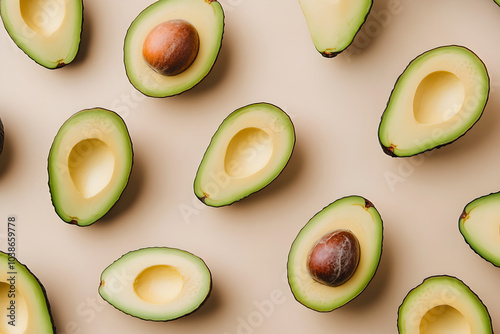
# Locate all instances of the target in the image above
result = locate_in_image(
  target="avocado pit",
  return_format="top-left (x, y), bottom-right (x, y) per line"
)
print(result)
top-left (307, 229), bottom-right (360, 287)
top-left (142, 19), bottom-right (199, 76)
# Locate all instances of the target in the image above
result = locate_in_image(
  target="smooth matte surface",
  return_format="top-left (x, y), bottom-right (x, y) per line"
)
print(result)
top-left (0, 0), bottom-right (499, 332)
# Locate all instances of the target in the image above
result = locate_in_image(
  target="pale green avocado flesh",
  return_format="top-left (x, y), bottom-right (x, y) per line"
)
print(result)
top-left (194, 102), bottom-right (295, 207)
top-left (0, 0), bottom-right (83, 69)
top-left (48, 108), bottom-right (133, 227)
top-left (299, 0), bottom-right (372, 57)
top-left (287, 195), bottom-right (383, 312)
top-left (378, 45), bottom-right (489, 157)
top-left (398, 275), bottom-right (492, 334)
top-left (0, 251), bottom-right (55, 333)
top-left (124, 0), bottom-right (224, 97)
top-left (99, 247), bottom-right (212, 321)
top-left (459, 192), bottom-right (500, 267)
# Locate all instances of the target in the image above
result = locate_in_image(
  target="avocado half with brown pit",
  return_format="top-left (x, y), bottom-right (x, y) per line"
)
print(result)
top-left (194, 103), bottom-right (295, 207)
top-left (287, 195), bottom-right (383, 311)
top-left (99, 247), bottom-right (212, 322)
top-left (398, 275), bottom-right (493, 334)
top-left (124, 0), bottom-right (224, 97)
top-left (0, 0), bottom-right (83, 69)
top-left (48, 108), bottom-right (133, 226)
top-left (378, 45), bottom-right (489, 157)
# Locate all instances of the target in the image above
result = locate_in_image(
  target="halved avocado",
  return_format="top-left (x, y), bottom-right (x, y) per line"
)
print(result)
top-left (0, 0), bottom-right (83, 69)
top-left (194, 103), bottom-right (295, 207)
top-left (287, 195), bottom-right (383, 311)
top-left (398, 275), bottom-right (492, 334)
top-left (459, 192), bottom-right (500, 267)
top-left (0, 116), bottom-right (4, 156)
top-left (378, 45), bottom-right (489, 157)
top-left (124, 0), bottom-right (224, 97)
top-left (99, 247), bottom-right (212, 322)
top-left (48, 108), bottom-right (133, 226)
top-left (299, 0), bottom-right (372, 57)
top-left (0, 251), bottom-right (55, 333)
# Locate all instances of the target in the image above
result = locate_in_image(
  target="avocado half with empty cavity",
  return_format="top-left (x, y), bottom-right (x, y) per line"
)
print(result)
top-left (124, 0), bottom-right (224, 97)
top-left (48, 108), bottom-right (133, 226)
top-left (194, 103), bottom-right (295, 207)
top-left (0, 251), bottom-right (56, 333)
top-left (299, 0), bottom-right (372, 57)
top-left (287, 195), bottom-right (383, 311)
top-left (398, 275), bottom-right (492, 333)
top-left (99, 247), bottom-right (212, 322)
top-left (0, 0), bottom-right (83, 69)
top-left (459, 191), bottom-right (500, 267)
top-left (378, 45), bottom-right (489, 157)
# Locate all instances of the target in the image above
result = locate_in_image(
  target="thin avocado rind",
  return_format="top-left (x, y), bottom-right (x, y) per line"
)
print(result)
top-left (459, 191), bottom-right (500, 267)
top-left (378, 45), bottom-right (490, 158)
top-left (0, 117), bottom-right (4, 156)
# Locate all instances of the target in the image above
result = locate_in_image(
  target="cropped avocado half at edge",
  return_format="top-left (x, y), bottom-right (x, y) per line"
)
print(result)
top-left (0, 116), bottom-right (4, 156)
top-left (124, 0), bottom-right (224, 97)
top-left (287, 195), bottom-right (383, 312)
top-left (398, 275), bottom-right (492, 334)
top-left (378, 45), bottom-right (489, 157)
top-left (194, 103), bottom-right (295, 207)
top-left (299, 0), bottom-right (372, 57)
top-left (48, 108), bottom-right (133, 227)
top-left (0, 251), bottom-right (56, 333)
top-left (0, 0), bottom-right (83, 69)
top-left (459, 191), bottom-right (500, 267)
top-left (99, 247), bottom-right (212, 322)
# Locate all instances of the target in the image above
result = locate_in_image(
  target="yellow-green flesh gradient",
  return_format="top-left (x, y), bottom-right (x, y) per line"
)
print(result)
top-left (48, 108), bottom-right (133, 226)
top-left (0, 0), bottom-right (82, 68)
top-left (124, 0), bottom-right (224, 97)
top-left (287, 196), bottom-right (383, 312)
top-left (398, 276), bottom-right (492, 334)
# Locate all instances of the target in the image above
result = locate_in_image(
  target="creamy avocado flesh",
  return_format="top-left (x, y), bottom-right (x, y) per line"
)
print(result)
top-left (124, 0), bottom-right (224, 97)
top-left (287, 196), bottom-right (383, 312)
top-left (379, 45), bottom-right (489, 157)
top-left (99, 247), bottom-right (212, 321)
top-left (0, 0), bottom-right (83, 68)
top-left (48, 108), bottom-right (133, 226)
top-left (398, 275), bottom-right (492, 334)
top-left (194, 103), bottom-right (295, 207)
top-left (0, 252), bottom-right (55, 333)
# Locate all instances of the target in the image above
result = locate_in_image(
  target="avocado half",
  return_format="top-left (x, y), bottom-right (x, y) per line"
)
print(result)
top-left (378, 45), bottom-right (489, 157)
top-left (398, 275), bottom-right (492, 334)
top-left (459, 191), bottom-right (500, 267)
top-left (194, 102), bottom-right (295, 207)
top-left (299, 0), bottom-right (372, 57)
top-left (0, 116), bottom-right (4, 156)
top-left (99, 247), bottom-right (212, 322)
top-left (287, 195), bottom-right (383, 311)
top-left (0, 0), bottom-right (83, 69)
top-left (124, 0), bottom-right (224, 97)
top-left (48, 108), bottom-right (133, 226)
top-left (0, 251), bottom-right (56, 333)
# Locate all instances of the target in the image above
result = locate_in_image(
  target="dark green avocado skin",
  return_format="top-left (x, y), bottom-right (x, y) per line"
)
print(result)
top-left (0, 117), bottom-right (4, 156)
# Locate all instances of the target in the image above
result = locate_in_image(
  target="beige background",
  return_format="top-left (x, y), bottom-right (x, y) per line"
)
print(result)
top-left (1, 0), bottom-right (499, 332)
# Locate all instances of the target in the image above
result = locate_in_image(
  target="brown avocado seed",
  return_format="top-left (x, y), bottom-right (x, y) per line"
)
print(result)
top-left (142, 19), bottom-right (199, 76)
top-left (307, 229), bottom-right (360, 287)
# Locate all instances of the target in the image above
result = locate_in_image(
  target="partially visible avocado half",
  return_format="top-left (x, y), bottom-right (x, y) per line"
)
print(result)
top-left (0, 0), bottom-right (83, 69)
top-left (0, 251), bottom-right (56, 333)
top-left (0, 116), bottom-right (4, 156)
top-left (99, 247), bottom-right (212, 322)
top-left (287, 195), bottom-right (383, 312)
top-left (398, 275), bottom-right (493, 334)
top-left (124, 0), bottom-right (224, 97)
top-left (194, 102), bottom-right (295, 207)
top-left (48, 108), bottom-right (133, 227)
top-left (459, 191), bottom-right (500, 267)
top-left (299, 0), bottom-right (372, 57)
top-left (378, 45), bottom-right (489, 157)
